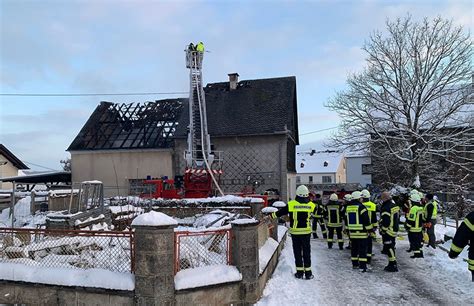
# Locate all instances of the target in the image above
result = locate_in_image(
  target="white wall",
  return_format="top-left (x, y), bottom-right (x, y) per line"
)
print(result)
top-left (0, 154), bottom-right (20, 189)
top-left (296, 173), bottom-right (336, 184)
top-left (346, 156), bottom-right (372, 187)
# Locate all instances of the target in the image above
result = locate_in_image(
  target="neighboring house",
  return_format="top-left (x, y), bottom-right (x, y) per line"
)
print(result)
top-left (68, 74), bottom-right (299, 200)
top-left (0, 144), bottom-right (29, 189)
top-left (345, 155), bottom-right (372, 188)
top-left (296, 151), bottom-right (346, 185)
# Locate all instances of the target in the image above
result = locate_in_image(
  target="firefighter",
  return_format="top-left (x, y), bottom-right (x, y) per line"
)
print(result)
top-left (312, 194), bottom-right (327, 239)
top-left (196, 41), bottom-right (204, 52)
top-left (271, 185), bottom-right (315, 279)
top-left (325, 193), bottom-right (344, 250)
top-left (405, 193), bottom-right (425, 258)
top-left (345, 191), bottom-right (373, 272)
top-left (448, 211), bottom-right (474, 282)
top-left (379, 191), bottom-right (400, 272)
top-left (423, 193), bottom-right (438, 249)
top-left (361, 189), bottom-right (377, 264)
top-left (342, 194), bottom-right (352, 249)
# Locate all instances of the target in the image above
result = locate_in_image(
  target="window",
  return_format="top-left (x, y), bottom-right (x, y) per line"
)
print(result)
top-left (296, 176), bottom-right (301, 184)
top-left (361, 164), bottom-right (373, 175)
top-left (322, 176), bottom-right (332, 183)
top-left (323, 161), bottom-right (328, 167)
top-left (309, 176), bottom-right (313, 183)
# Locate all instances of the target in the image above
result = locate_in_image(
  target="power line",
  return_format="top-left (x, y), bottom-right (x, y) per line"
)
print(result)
top-left (299, 126), bottom-right (339, 136)
top-left (21, 160), bottom-right (59, 171)
top-left (0, 91), bottom-right (188, 97)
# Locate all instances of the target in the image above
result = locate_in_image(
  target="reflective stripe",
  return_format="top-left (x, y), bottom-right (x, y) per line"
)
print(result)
top-left (389, 249), bottom-right (396, 261)
top-left (349, 231), bottom-right (368, 239)
top-left (296, 266), bottom-right (304, 271)
top-left (381, 212), bottom-right (390, 217)
top-left (271, 212), bottom-right (277, 219)
top-left (359, 258), bottom-right (367, 262)
top-left (289, 227), bottom-right (312, 235)
top-left (351, 257), bottom-right (359, 261)
top-left (450, 243), bottom-right (463, 253)
top-left (337, 239), bottom-right (344, 243)
top-left (304, 267), bottom-right (312, 271)
top-left (463, 218), bottom-right (474, 231)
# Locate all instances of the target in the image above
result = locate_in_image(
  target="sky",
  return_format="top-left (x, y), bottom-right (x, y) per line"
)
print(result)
top-left (0, 0), bottom-right (472, 171)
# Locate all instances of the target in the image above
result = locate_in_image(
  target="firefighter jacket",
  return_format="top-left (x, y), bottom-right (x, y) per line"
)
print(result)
top-left (196, 42), bottom-right (204, 52)
top-left (424, 200), bottom-right (438, 221)
top-left (344, 200), bottom-right (373, 239)
top-left (406, 205), bottom-right (424, 233)
top-left (449, 212), bottom-right (474, 272)
top-left (313, 200), bottom-right (326, 219)
top-left (272, 197), bottom-right (316, 235)
top-left (363, 200), bottom-right (378, 228)
top-left (324, 200), bottom-right (343, 227)
top-left (380, 200), bottom-right (400, 238)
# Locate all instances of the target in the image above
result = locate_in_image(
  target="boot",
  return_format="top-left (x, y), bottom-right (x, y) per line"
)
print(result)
top-left (339, 243), bottom-right (344, 250)
top-left (313, 233), bottom-right (318, 239)
top-left (410, 251), bottom-right (424, 258)
top-left (471, 271), bottom-right (474, 282)
top-left (304, 271), bottom-right (314, 280)
top-left (384, 262), bottom-right (398, 272)
top-left (406, 248), bottom-right (412, 253)
top-left (367, 257), bottom-right (372, 265)
top-left (328, 242), bottom-right (333, 249)
top-left (294, 271), bottom-right (304, 279)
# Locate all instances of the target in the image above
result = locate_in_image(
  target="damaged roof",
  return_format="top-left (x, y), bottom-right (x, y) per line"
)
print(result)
top-left (68, 76), bottom-right (298, 151)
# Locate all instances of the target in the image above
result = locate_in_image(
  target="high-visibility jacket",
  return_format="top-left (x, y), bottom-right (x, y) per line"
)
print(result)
top-left (449, 212), bottom-right (474, 272)
top-left (344, 200), bottom-right (373, 239)
top-left (324, 201), bottom-right (343, 227)
top-left (363, 200), bottom-right (378, 228)
top-left (406, 205), bottom-right (424, 232)
top-left (272, 199), bottom-right (316, 235)
top-left (196, 42), bottom-right (204, 52)
top-left (380, 200), bottom-right (400, 237)
top-left (424, 200), bottom-right (438, 220)
top-left (313, 200), bottom-right (326, 218)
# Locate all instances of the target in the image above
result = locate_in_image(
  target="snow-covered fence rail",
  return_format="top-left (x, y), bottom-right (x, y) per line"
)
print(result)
top-left (174, 229), bottom-right (231, 274)
top-left (0, 227), bottom-right (135, 273)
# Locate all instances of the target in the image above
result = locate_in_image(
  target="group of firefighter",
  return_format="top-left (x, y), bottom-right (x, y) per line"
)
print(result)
top-left (266, 185), bottom-right (474, 281)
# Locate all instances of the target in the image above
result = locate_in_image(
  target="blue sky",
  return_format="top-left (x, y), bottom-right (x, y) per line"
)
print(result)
top-left (0, 0), bottom-right (472, 170)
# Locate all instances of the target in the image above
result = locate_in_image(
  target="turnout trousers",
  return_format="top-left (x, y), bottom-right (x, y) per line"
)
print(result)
top-left (382, 234), bottom-right (396, 265)
top-left (312, 217), bottom-right (327, 239)
top-left (427, 219), bottom-right (437, 248)
top-left (408, 232), bottom-right (423, 256)
top-left (291, 234), bottom-right (312, 273)
top-left (350, 237), bottom-right (368, 270)
top-left (327, 226), bottom-right (344, 249)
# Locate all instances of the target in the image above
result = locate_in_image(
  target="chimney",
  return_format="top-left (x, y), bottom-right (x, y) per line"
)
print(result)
top-left (228, 73), bottom-right (239, 90)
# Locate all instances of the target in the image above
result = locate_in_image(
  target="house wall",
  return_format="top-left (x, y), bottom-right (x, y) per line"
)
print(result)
top-left (296, 173), bottom-right (336, 184)
top-left (70, 149), bottom-right (173, 197)
top-left (174, 134), bottom-right (291, 201)
top-left (0, 153), bottom-right (19, 190)
top-left (335, 157), bottom-right (347, 183)
top-left (346, 156), bottom-right (372, 187)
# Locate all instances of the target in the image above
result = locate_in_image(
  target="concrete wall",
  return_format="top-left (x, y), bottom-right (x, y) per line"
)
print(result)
top-left (0, 281), bottom-right (134, 306)
top-left (0, 153), bottom-right (20, 189)
top-left (174, 134), bottom-right (290, 201)
top-left (346, 156), bottom-right (372, 187)
top-left (70, 149), bottom-right (173, 197)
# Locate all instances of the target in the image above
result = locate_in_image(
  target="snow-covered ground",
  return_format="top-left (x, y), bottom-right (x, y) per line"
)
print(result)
top-left (257, 226), bottom-right (472, 305)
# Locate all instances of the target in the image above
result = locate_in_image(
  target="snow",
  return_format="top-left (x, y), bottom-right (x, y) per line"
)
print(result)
top-left (272, 201), bottom-right (286, 208)
top-left (257, 228), bottom-right (473, 305)
top-left (296, 152), bottom-right (344, 174)
top-left (277, 225), bottom-right (288, 242)
top-left (74, 214), bottom-right (105, 226)
top-left (412, 175), bottom-right (421, 188)
top-left (231, 218), bottom-right (258, 225)
top-left (183, 195), bottom-right (264, 204)
top-left (174, 265), bottom-right (242, 290)
top-left (108, 205), bottom-right (144, 214)
top-left (259, 238), bottom-right (279, 274)
top-left (81, 180), bottom-right (103, 184)
top-left (131, 211), bottom-right (177, 226)
top-left (0, 196), bottom-right (33, 227)
top-left (0, 262), bottom-right (134, 291)
top-left (261, 207), bottom-right (278, 214)
top-left (49, 189), bottom-right (79, 196)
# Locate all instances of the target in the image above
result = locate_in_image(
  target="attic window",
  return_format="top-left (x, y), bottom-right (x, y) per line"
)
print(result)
top-left (323, 161), bottom-right (328, 167)
top-left (300, 159), bottom-right (305, 168)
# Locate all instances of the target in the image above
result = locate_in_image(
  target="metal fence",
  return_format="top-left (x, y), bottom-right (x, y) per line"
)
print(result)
top-left (174, 229), bottom-right (231, 273)
top-left (438, 201), bottom-right (472, 228)
top-left (0, 227), bottom-right (135, 273)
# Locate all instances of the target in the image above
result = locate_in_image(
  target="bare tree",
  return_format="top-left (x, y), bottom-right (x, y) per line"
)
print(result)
top-left (327, 16), bottom-right (473, 188)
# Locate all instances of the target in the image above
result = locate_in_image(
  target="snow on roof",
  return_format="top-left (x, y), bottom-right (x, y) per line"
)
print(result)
top-left (174, 264), bottom-right (242, 290)
top-left (262, 207), bottom-right (278, 214)
top-left (131, 211), bottom-right (178, 227)
top-left (231, 218), bottom-right (259, 225)
top-left (296, 152), bottom-right (344, 174)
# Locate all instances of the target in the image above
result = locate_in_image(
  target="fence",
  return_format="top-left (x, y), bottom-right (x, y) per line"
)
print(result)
top-left (438, 201), bottom-right (472, 228)
top-left (0, 227), bottom-right (135, 273)
top-left (174, 229), bottom-right (231, 274)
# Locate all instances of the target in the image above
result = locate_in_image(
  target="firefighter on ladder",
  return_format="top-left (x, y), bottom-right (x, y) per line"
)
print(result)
top-left (270, 185), bottom-right (315, 279)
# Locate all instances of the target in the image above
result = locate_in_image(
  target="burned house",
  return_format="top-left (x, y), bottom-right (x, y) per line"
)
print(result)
top-left (67, 75), bottom-right (299, 200)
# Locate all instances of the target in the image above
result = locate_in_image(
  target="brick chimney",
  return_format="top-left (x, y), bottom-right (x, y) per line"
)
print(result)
top-left (228, 73), bottom-right (239, 90)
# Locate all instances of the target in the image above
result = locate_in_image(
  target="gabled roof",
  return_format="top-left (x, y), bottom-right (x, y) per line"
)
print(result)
top-left (0, 144), bottom-right (29, 169)
top-left (68, 76), bottom-right (299, 151)
top-left (296, 152), bottom-right (344, 174)
top-left (174, 76), bottom-right (299, 143)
